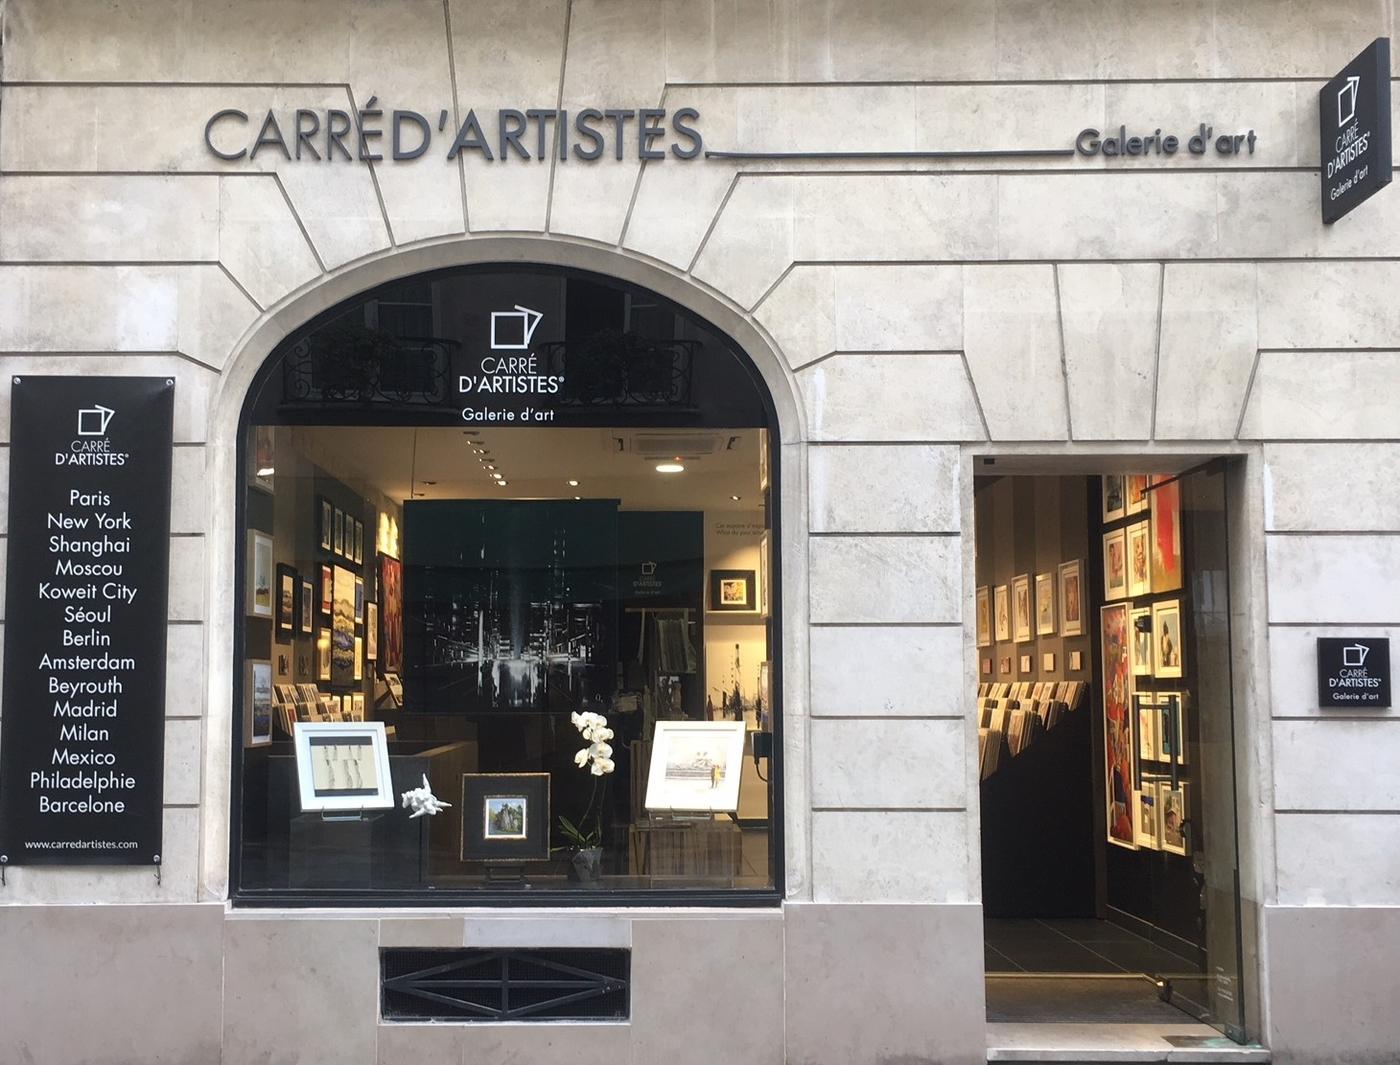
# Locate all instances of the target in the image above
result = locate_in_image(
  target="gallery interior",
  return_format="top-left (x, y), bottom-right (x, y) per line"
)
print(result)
top-left (974, 466), bottom-right (1246, 1043)
top-left (234, 267), bottom-right (778, 906)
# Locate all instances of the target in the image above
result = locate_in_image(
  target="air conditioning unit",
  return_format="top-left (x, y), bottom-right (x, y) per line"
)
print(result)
top-left (608, 432), bottom-right (740, 459)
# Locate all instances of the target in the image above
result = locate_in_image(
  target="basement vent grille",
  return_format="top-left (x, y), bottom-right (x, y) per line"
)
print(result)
top-left (380, 948), bottom-right (630, 1023)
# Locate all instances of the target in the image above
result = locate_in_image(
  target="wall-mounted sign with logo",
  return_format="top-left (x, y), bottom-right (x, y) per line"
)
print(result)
top-left (1320, 38), bottom-right (1393, 224)
top-left (457, 304), bottom-right (564, 424)
top-left (1317, 637), bottom-right (1392, 708)
top-left (0, 377), bottom-right (174, 867)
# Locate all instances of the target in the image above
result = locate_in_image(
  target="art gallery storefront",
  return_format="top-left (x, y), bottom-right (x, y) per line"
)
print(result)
top-left (3, 3), bottom-right (1400, 1064)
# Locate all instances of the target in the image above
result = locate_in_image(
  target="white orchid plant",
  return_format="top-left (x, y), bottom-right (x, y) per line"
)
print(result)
top-left (559, 710), bottom-right (615, 850)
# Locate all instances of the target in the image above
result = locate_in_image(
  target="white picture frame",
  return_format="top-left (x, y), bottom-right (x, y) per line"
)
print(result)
top-left (292, 721), bottom-right (394, 813)
top-left (644, 720), bottom-right (747, 814)
top-left (975, 586), bottom-right (991, 648)
top-left (1152, 598), bottom-right (1185, 679)
top-left (1034, 571), bottom-right (1056, 637)
top-left (1012, 574), bottom-right (1032, 643)
top-left (1058, 559), bottom-right (1083, 637)
top-left (247, 530), bottom-right (274, 618)
top-left (245, 659), bottom-right (273, 747)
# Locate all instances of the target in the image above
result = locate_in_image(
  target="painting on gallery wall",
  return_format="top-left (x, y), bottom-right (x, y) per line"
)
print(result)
top-left (1101, 602), bottom-right (1137, 850)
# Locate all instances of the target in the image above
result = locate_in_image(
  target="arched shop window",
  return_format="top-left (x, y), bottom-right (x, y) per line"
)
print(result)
top-left (233, 265), bottom-right (781, 903)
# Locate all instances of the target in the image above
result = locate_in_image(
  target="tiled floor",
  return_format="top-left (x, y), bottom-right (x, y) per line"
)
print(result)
top-left (986, 917), bottom-right (1199, 976)
top-left (987, 1022), bottom-right (1270, 1062)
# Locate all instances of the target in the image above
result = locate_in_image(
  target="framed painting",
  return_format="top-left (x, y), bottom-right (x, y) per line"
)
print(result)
top-left (317, 632), bottom-right (331, 681)
top-left (1101, 602), bottom-right (1137, 850)
top-left (1136, 692), bottom-right (1159, 760)
top-left (319, 497), bottom-right (333, 553)
top-left (319, 563), bottom-right (334, 615)
top-left (299, 577), bottom-right (315, 635)
top-left (709, 568), bottom-right (757, 612)
top-left (333, 507), bottom-right (345, 558)
top-left (1150, 475), bottom-right (1183, 592)
top-left (244, 659), bottom-right (273, 748)
top-left (976, 586), bottom-right (991, 647)
top-left (1058, 559), bottom-right (1083, 636)
top-left (1012, 574), bottom-right (1032, 643)
top-left (379, 554), bottom-right (404, 674)
top-left (1158, 781), bottom-right (1189, 856)
top-left (1157, 692), bottom-right (1189, 765)
top-left (1103, 528), bottom-right (1128, 601)
top-left (292, 721), bottom-right (394, 813)
top-left (275, 563), bottom-right (297, 641)
top-left (1126, 519), bottom-right (1152, 597)
top-left (1034, 571), bottom-right (1056, 637)
top-left (354, 575), bottom-right (365, 625)
top-left (1152, 598), bottom-right (1185, 678)
top-left (1135, 788), bottom-right (1161, 850)
top-left (1130, 606), bottom-right (1154, 677)
top-left (331, 565), bottom-right (356, 687)
top-left (1103, 474), bottom-right (1126, 523)
top-left (366, 601), bottom-right (379, 660)
top-left (644, 720), bottom-right (747, 813)
top-left (247, 530), bottom-right (274, 618)
top-left (993, 584), bottom-right (1011, 642)
top-left (460, 773), bottom-right (551, 862)
top-left (1126, 473), bottom-right (1151, 516)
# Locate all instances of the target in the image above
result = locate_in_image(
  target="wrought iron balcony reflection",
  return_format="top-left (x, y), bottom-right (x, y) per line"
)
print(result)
top-left (537, 332), bottom-right (697, 408)
top-left (280, 326), bottom-right (456, 408)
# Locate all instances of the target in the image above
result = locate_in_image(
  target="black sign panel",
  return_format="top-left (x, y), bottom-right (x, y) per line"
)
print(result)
top-left (1317, 637), bottom-right (1391, 709)
top-left (0, 377), bottom-right (174, 866)
top-left (1320, 38), bottom-right (1393, 224)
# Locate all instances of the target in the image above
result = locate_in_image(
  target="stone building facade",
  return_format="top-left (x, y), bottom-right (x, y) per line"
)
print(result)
top-left (0, 2), bottom-right (1398, 1063)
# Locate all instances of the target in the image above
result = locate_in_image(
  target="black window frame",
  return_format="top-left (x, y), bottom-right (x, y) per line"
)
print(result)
top-left (229, 262), bottom-right (785, 908)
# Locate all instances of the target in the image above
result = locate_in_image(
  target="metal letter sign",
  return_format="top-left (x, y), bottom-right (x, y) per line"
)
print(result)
top-left (0, 378), bottom-right (174, 867)
top-left (1320, 38), bottom-right (1393, 224)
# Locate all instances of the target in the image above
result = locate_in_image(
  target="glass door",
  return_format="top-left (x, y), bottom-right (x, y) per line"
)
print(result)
top-left (1142, 461), bottom-right (1246, 1040)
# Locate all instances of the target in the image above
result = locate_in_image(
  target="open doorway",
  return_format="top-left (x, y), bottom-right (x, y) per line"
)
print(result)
top-left (974, 462), bottom-right (1248, 1050)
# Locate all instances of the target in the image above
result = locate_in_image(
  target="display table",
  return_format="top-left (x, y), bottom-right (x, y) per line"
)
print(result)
top-left (628, 816), bottom-right (742, 881)
top-left (261, 739), bottom-right (476, 890)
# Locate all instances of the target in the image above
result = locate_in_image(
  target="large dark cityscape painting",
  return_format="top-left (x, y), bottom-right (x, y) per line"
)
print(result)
top-left (402, 500), bottom-right (619, 714)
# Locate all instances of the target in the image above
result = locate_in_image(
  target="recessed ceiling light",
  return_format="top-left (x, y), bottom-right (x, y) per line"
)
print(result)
top-left (655, 461), bottom-right (685, 474)
top-left (422, 480), bottom-right (437, 486)
top-left (573, 495), bottom-right (581, 501)
top-left (731, 495), bottom-right (742, 501)
top-left (496, 480), bottom-right (508, 487)
top-left (491, 473), bottom-right (504, 480)
top-left (567, 479), bottom-right (580, 487)
top-left (256, 466), bottom-right (275, 477)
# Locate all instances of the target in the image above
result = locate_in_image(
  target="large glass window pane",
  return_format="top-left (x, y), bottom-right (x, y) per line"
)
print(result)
top-left (233, 266), bottom-right (780, 902)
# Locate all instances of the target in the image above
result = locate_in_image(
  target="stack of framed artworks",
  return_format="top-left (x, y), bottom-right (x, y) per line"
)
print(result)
top-left (1100, 474), bottom-right (1192, 856)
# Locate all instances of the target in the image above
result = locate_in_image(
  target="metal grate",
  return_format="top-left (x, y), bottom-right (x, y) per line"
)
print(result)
top-left (381, 948), bottom-right (630, 1022)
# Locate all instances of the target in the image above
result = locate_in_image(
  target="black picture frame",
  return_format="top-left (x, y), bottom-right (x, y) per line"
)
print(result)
top-left (319, 497), bottom-right (333, 553)
top-left (460, 773), bottom-right (551, 862)
top-left (275, 563), bottom-right (297, 640)
top-left (333, 508), bottom-right (345, 557)
top-left (299, 578), bottom-right (315, 635)
top-left (709, 568), bottom-right (757, 612)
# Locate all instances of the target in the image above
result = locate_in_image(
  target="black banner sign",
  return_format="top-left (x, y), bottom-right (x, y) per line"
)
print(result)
top-left (0, 377), bottom-right (174, 866)
top-left (1320, 37), bottom-right (1393, 224)
top-left (1317, 637), bottom-right (1391, 709)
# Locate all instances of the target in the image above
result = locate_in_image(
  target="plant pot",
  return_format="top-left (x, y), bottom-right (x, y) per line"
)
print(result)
top-left (569, 847), bottom-right (603, 884)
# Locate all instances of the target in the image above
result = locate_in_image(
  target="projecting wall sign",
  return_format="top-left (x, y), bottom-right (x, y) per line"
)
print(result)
top-left (0, 377), bottom-right (174, 868)
top-left (1319, 38), bottom-right (1392, 224)
top-left (1317, 637), bottom-right (1391, 709)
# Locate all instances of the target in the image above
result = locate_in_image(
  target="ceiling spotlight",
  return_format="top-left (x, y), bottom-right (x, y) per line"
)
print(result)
top-left (655, 461), bottom-right (685, 474)
top-left (496, 480), bottom-right (508, 487)
top-left (422, 480), bottom-right (437, 486)
top-left (491, 473), bottom-right (504, 480)
top-left (731, 494), bottom-right (742, 501)
top-left (485, 464), bottom-right (497, 471)
top-left (573, 496), bottom-right (582, 501)
top-left (256, 466), bottom-right (275, 478)
top-left (567, 479), bottom-right (580, 487)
